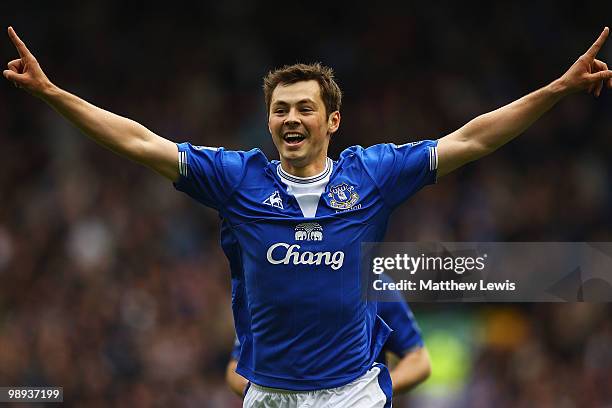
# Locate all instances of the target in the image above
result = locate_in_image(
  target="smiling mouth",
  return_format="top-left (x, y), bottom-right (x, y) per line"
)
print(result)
top-left (283, 133), bottom-right (306, 145)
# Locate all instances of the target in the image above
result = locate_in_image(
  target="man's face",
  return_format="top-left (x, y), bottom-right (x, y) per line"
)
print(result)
top-left (268, 80), bottom-right (340, 171)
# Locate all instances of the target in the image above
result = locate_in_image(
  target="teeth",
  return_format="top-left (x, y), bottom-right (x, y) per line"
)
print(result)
top-left (284, 133), bottom-right (305, 141)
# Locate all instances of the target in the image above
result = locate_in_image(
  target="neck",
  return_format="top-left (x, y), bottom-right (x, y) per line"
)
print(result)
top-left (280, 156), bottom-right (328, 178)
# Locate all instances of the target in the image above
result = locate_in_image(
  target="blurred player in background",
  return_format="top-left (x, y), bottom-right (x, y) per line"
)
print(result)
top-left (4, 25), bottom-right (611, 407)
top-left (226, 275), bottom-right (431, 398)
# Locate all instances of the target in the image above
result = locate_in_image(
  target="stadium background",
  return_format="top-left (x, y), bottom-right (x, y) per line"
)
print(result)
top-left (1, 2), bottom-right (611, 407)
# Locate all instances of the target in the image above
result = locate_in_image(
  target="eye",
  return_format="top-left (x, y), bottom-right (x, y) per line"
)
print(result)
top-left (274, 109), bottom-right (286, 114)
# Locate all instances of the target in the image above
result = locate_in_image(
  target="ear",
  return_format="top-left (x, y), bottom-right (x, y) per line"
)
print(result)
top-left (328, 111), bottom-right (341, 135)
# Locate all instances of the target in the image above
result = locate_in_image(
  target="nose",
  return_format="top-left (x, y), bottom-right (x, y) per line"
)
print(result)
top-left (284, 108), bottom-right (300, 127)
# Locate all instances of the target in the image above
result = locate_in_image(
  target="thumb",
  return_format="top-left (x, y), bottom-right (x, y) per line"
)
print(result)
top-left (591, 70), bottom-right (612, 82)
top-left (3, 69), bottom-right (18, 81)
top-left (3, 70), bottom-right (24, 88)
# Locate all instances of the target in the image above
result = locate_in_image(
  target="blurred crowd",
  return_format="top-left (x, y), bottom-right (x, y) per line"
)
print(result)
top-left (1, 2), bottom-right (611, 407)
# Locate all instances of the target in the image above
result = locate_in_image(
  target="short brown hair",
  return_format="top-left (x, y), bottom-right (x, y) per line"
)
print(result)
top-left (263, 63), bottom-right (342, 117)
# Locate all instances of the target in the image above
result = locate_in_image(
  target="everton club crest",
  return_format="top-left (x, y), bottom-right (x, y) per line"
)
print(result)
top-left (328, 183), bottom-right (360, 210)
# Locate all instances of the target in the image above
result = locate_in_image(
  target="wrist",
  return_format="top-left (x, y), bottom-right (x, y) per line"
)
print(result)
top-left (548, 77), bottom-right (573, 98)
top-left (37, 80), bottom-right (59, 101)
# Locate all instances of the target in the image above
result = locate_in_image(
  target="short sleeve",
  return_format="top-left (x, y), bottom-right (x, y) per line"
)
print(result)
top-left (378, 300), bottom-right (424, 357)
top-left (173, 143), bottom-right (248, 210)
top-left (362, 141), bottom-right (438, 208)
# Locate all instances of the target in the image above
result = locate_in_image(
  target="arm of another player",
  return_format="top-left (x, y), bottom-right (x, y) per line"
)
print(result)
top-left (436, 27), bottom-right (612, 177)
top-left (3, 27), bottom-right (179, 181)
top-left (390, 346), bottom-right (431, 394)
top-left (225, 358), bottom-right (249, 398)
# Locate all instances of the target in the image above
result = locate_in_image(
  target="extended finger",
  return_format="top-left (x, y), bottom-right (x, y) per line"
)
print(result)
top-left (7, 26), bottom-right (32, 59)
top-left (585, 27), bottom-right (609, 59)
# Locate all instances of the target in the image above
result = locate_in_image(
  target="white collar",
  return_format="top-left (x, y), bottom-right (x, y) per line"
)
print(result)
top-left (277, 158), bottom-right (333, 185)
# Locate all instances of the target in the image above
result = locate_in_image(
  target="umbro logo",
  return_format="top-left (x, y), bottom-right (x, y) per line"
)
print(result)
top-left (263, 190), bottom-right (284, 209)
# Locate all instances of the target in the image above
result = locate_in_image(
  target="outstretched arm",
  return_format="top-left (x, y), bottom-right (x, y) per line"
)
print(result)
top-left (390, 346), bottom-right (431, 394)
top-left (437, 27), bottom-right (612, 177)
top-left (3, 27), bottom-right (179, 181)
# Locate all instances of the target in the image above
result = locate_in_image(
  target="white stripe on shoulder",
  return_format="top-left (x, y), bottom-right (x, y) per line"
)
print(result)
top-left (396, 141), bottom-right (423, 148)
top-left (193, 145), bottom-right (220, 151)
top-left (434, 146), bottom-right (438, 170)
top-left (178, 151), bottom-right (188, 177)
top-left (428, 146), bottom-right (438, 171)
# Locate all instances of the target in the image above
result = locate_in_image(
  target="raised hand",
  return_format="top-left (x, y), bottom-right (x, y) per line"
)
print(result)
top-left (3, 26), bottom-right (52, 97)
top-left (560, 27), bottom-right (612, 97)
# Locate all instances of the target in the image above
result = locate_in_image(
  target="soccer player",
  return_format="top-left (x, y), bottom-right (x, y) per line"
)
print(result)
top-left (4, 25), bottom-right (611, 407)
top-left (226, 280), bottom-right (431, 398)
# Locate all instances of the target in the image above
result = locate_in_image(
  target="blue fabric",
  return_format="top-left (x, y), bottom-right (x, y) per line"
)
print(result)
top-left (375, 276), bottom-right (424, 365)
top-left (174, 141), bottom-right (437, 390)
top-left (374, 363), bottom-right (393, 407)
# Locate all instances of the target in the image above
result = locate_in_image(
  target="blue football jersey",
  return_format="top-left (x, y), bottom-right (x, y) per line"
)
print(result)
top-left (174, 141), bottom-right (437, 390)
top-left (374, 276), bottom-right (424, 365)
top-left (232, 301), bottom-right (424, 365)
top-left (231, 336), bottom-right (241, 360)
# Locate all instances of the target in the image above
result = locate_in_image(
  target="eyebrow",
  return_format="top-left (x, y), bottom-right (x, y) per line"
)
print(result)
top-left (271, 98), bottom-right (317, 107)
